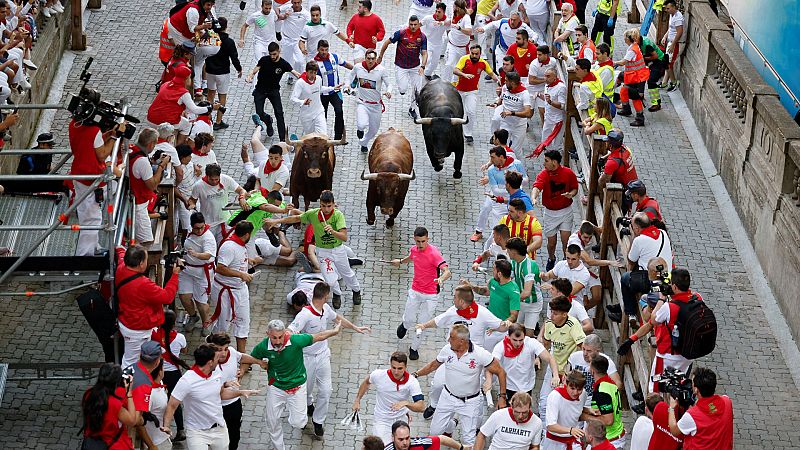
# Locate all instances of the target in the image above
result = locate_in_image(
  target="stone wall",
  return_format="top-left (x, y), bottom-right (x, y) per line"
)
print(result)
top-left (681, 0), bottom-right (800, 340)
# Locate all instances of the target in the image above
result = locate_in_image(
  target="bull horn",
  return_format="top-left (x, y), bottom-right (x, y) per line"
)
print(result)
top-left (397, 169), bottom-right (416, 181)
top-left (414, 117), bottom-right (433, 125)
top-left (327, 129), bottom-right (348, 146)
top-left (450, 117), bottom-right (468, 125)
top-left (285, 128), bottom-right (302, 146)
top-left (360, 168), bottom-right (379, 181)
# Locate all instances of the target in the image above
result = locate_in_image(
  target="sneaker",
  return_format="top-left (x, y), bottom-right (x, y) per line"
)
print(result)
top-left (470, 231), bottom-right (483, 242)
top-left (19, 77), bottom-right (31, 90)
top-left (465, 136), bottom-right (474, 144)
top-left (409, 347), bottom-right (419, 360)
top-left (332, 293), bottom-right (342, 309)
top-left (53, 2), bottom-right (66, 13)
top-left (648, 103), bottom-right (661, 112)
top-left (307, 404), bottom-right (315, 417)
top-left (23, 59), bottom-right (37, 70)
top-left (276, 32), bottom-right (282, 42)
top-left (313, 422), bottom-right (324, 437)
top-left (173, 430), bottom-right (187, 442)
top-left (591, 244), bottom-right (600, 253)
top-left (397, 323), bottom-right (407, 339)
top-left (361, 145), bottom-right (369, 153)
top-left (422, 406), bottom-right (435, 420)
top-left (183, 314), bottom-right (200, 332)
top-left (657, 82), bottom-right (669, 89)
top-left (290, 133), bottom-right (299, 141)
top-left (606, 303), bottom-right (622, 314)
top-left (632, 402), bottom-right (646, 415)
top-left (239, 0), bottom-right (247, 10)
top-left (348, 257), bottom-right (363, 267)
top-left (630, 116), bottom-right (646, 127)
top-left (296, 252), bottom-right (313, 273)
top-left (617, 105), bottom-right (632, 117)
top-left (605, 305), bottom-right (622, 323)
top-left (213, 121), bottom-right (229, 131)
top-left (251, 113), bottom-right (263, 128)
top-left (408, 108), bottom-right (418, 120)
top-left (265, 114), bottom-right (274, 137)
top-left (357, 129), bottom-right (364, 140)
top-left (667, 81), bottom-right (679, 92)
top-left (545, 257), bottom-right (556, 272)
top-left (352, 290), bottom-right (362, 305)
top-left (42, 7), bottom-right (51, 17)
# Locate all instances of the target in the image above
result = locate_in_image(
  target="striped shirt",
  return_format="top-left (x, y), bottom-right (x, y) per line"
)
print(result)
top-left (385, 435), bottom-right (441, 450)
top-left (314, 53), bottom-right (347, 90)
top-left (511, 256), bottom-right (540, 303)
top-left (499, 214), bottom-right (542, 255)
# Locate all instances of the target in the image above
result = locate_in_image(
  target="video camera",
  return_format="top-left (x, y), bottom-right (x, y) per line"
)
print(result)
top-left (616, 216), bottom-right (632, 237)
top-left (66, 57), bottom-right (139, 139)
top-left (653, 366), bottom-right (695, 407)
top-left (164, 250), bottom-right (185, 270)
top-left (649, 264), bottom-right (673, 295)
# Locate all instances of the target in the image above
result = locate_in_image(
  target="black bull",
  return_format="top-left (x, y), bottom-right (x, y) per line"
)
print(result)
top-left (414, 79), bottom-right (468, 178)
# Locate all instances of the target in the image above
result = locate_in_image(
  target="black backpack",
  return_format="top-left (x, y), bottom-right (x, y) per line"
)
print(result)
top-left (672, 295), bottom-right (717, 359)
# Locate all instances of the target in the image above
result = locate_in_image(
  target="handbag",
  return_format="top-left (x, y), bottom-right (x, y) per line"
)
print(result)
top-left (629, 232), bottom-right (666, 288)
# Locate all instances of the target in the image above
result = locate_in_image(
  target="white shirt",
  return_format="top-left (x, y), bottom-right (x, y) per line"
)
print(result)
top-left (624, 44), bottom-right (638, 63)
top-left (183, 229), bottom-right (218, 267)
top-left (153, 142), bottom-right (181, 168)
top-left (497, 0), bottom-right (521, 18)
top-left (214, 346), bottom-right (243, 406)
top-left (191, 173), bottom-right (239, 226)
top-left (629, 229), bottom-right (673, 271)
top-left (290, 75), bottom-right (332, 117)
top-left (434, 304), bottom-right (503, 349)
top-left (289, 303), bottom-right (338, 355)
top-left (437, 343), bottom-right (495, 397)
top-left (257, 160), bottom-right (291, 190)
top-left (421, 14), bottom-right (451, 45)
top-left (566, 351), bottom-right (617, 397)
top-left (247, 10), bottom-right (278, 45)
top-left (191, 150), bottom-right (218, 173)
top-left (171, 369), bottom-right (225, 430)
top-left (448, 15), bottom-right (472, 47)
top-left (500, 86), bottom-right (532, 126)
top-left (215, 239), bottom-right (248, 288)
top-left (545, 388), bottom-right (587, 438)
top-left (528, 57), bottom-right (557, 93)
top-left (161, 332), bottom-right (188, 372)
top-left (488, 242), bottom-right (509, 260)
top-left (369, 369), bottom-right (424, 422)
top-left (566, 300), bottom-right (589, 323)
top-left (286, 273), bottom-right (325, 304)
top-left (522, 0), bottom-right (548, 16)
top-left (300, 21), bottom-right (339, 55)
top-left (551, 260), bottom-right (590, 300)
top-left (567, 231), bottom-right (584, 250)
top-left (492, 336), bottom-right (546, 392)
top-left (188, 119), bottom-right (214, 141)
top-left (630, 415), bottom-right (655, 450)
top-left (480, 407), bottom-right (543, 450)
top-left (484, 20), bottom-right (534, 52)
top-left (349, 63), bottom-right (392, 103)
top-left (279, 5), bottom-right (311, 43)
top-left (178, 161), bottom-right (196, 196)
top-left (144, 385), bottom-right (171, 445)
top-left (543, 80), bottom-right (566, 122)
top-left (667, 11), bottom-right (684, 43)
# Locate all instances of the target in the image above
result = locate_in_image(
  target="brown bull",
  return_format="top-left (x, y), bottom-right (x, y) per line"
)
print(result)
top-left (361, 128), bottom-right (415, 228)
top-left (286, 131), bottom-right (347, 210)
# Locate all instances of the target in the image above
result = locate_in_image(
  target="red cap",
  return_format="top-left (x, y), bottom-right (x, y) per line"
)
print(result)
top-left (172, 65), bottom-right (192, 83)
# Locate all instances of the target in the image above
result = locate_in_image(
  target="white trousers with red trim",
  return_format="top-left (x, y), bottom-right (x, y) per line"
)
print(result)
top-left (316, 245), bottom-right (361, 296)
top-left (541, 118), bottom-right (565, 151)
top-left (304, 348), bottom-right (332, 425)
top-left (210, 280), bottom-right (250, 339)
top-left (424, 43), bottom-right (445, 78)
top-left (402, 289), bottom-right (440, 351)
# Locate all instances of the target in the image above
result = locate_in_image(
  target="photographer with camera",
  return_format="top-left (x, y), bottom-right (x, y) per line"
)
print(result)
top-left (625, 180), bottom-right (663, 224)
top-left (630, 393), bottom-right (684, 450)
top-left (127, 341), bottom-right (165, 448)
top-left (115, 244), bottom-right (181, 368)
top-left (147, 65), bottom-right (219, 144)
top-left (598, 130), bottom-right (638, 213)
top-left (606, 212), bottom-right (673, 323)
top-left (168, 0), bottom-right (217, 46)
top-left (668, 367), bottom-right (733, 449)
top-left (80, 363), bottom-right (140, 449)
top-left (129, 128), bottom-right (170, 248)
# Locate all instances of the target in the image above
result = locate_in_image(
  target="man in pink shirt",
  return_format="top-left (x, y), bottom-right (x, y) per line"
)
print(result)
top-left (389, 227), bottom-right (452, 360)
top-left (346, 0), bottom-right (386, 62)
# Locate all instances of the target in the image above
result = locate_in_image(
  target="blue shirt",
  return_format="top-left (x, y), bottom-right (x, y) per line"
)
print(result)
top-left (314, 53), bottom-right (348, 93)
top-left (510, 189), bottom-right (534, 211)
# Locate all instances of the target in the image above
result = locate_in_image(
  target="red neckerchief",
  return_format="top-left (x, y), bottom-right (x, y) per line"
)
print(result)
top-left (540, 56), bottom-right (551, 65)
top-left (451, 14), bottom-right (464, 24)
top-left (592, 374), bottom-right (615, 392)
top-left (157, 138), bottom-right (169, 144)
top-left (318, 209), bottom-right (334, 222)
top-left (202, 175), bottom-right (224, 190)
top-left (598, 60), bottom-right (613, 68)
top-left (361, 60), bottom-right (377, 72)
top-left (224, 233), bottom-right (247, 248)
top-left (507, 407), bottom-right (534, 424)
top-left (313, 53), bottom-right (328, 63)
top-left (434, 13), bottom-right (446, 22)
top-left (220, 348), bottom-right (231, 365)
top-left (640, 225), bottom-right (662, 240)
top-left (581, 72), bottom-right (598, 82)
top-left (304, 304), bottom-right (324, 317)
top-left (192, 224), bottom-right (211, 237)
top-left (456, 301), bottom-right (479, 319)
top-left (264, 160), bottom-right (283, 175)
top-left (191, 364), bottom-right (212, 379)
top-left (568, 294), bottom-right (577, 303)
top-left (547, 78), bottom-right (563, 88)
top-left (273, 331), bottom-right (292, 352)
top-left (299, 72), bottom-right (314, 85)
top-left (192, 147), bottom-right (207, 157)
top-left (555, 386), bottom-right (579, 401)
top-left (259, 186), bottom-right (270, 197)
top-left (197, 115), bottom-right (211, 125)
top-left (387, 369), bottom-right (410, 391)
top-left (500, 156), bottom-right (515, 169)
top-left (503, 336), bottom-right (524, 357)
top-left (504, 145), bottom-right (514, 155)
top-left (509, 84), bottom-right (527, 94)
top-left (405, 26), bottom-right (422, 41)
top-left (152, 383), bottom-right (167, 389)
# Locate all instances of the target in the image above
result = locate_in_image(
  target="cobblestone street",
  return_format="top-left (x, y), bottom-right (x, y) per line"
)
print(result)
top-left (0, 0), bottom-right (799, 449)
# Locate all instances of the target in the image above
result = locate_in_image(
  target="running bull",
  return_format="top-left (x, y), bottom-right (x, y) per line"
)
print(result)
top-left (414, 79), bottom-right (468, 178)
top-left (286, 131), bottom-right (347, 210)
top-left (361, 128), bottom-right (415, 228)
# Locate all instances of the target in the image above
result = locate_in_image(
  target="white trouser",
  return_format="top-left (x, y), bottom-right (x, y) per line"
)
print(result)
top-left (539, 365), bottom-right (554, 420)
top-left (193, 45), bottom-right (221, 89)
top-left (445, 42), bottom-right (469, 82)
top-left (430, 365), bottom-right (445, 408)
top-left (254, 40), bottom-right (270, 62)
top-left (273, 1), bottom-right (285, 33)
top-left (73, 182), bottom-right (103, 256)
top-left (265, 383), bottom-right (308, 450)
top-left (395, 66), bottom-right (422, 110)
top-left (518, 300), bottom-right (543, 330)
top-left (610, 434), bottom-right (627, 449)
top-left (135, 202), bottom-right (154, 244)
top-left (177, 200), bottom-right (191, 232)
top-left (430, 388), bottom-right (484, 446)
top-left (119, 322), bottom-right (157, 369)
top-left (304, 348), bottom-right (332, 425)
top-left (491, 105), bottom-right (503, 133)
top-left (494, 45), bottom-right (508, 71)
top-left (185, 426), bottom-right (229, 450)
top-left (474, 196), bottom-right (493, 233)
top-left (210, 280), bottom-right (251, 339)
top-left (541, 117), bottom-right (565, 151)
top-left (542, 437), bottom-right (579, 450)
top-left (423, 44), bottom-right (444, 77)
top-left (402, 289), bottom-right (440, 351)
top-left (356, 101), bottom-right (382, 147)
top-left (352, 44), bottom-right (368, 61)
top-left (476, 15), bottom-right (491, 55)
top-left (500, 115), bottom-right (527, 149)
top-left (280, 40), bottom-right (304, 74)
top-left (408, 4), bottom-right (433, 20)
top-left (458, 90), bottom-right (477, 137)
top-left (7, 47), bottom-right (24, 85)
top-left (374, 418), bottom-right (399, 445)
top-left (316, 245), bottom-right (361, 296)
top-left (527, 12), bottom-right (549, 43)
top-left (300, 110), bottom-right (328, 136)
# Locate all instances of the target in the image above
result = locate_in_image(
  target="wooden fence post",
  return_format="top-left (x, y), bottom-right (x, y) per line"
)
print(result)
top-left (586, 136), bottom-right (605, 225)
top-left (71, 0), bottom-right (86, 51)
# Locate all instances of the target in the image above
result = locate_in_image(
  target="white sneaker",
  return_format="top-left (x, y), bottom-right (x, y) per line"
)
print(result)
top-left (42, 7), bottom-right (52, 18)
top-left (23, 59), bottom-right (37, 70)
top-left (52, 2), bottom-right (65, 13)
top-left (19, 77), bottom-right (31, 90)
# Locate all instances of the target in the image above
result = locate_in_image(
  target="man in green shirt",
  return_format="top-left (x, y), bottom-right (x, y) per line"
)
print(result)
top-left (249, 318), bottom-right (342, 450)
top-left (590, 354), bottom-right (625, 448)
top-left (507, 237), bottom-right (542, 337)
top-left (265, 190), bottom-right (362, 309)
top-left (462, 258), bottom-right (520, 351)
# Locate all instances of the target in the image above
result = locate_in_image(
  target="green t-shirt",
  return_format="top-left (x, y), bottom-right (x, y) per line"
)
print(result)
top-left (642, 37), bottom-right (665, 61)
top-left (300, 208), bottom-right (346, 249)
top-left (251, 333), bottom-right (314, 390)
top-left (591, 379), bottom-right (624, 440)
top-left (487, 278), bottom-right (521, 321)
top-left (511, 257), bottom-right (541, 303)
top-left (227, 192), bottom-right (285, 230)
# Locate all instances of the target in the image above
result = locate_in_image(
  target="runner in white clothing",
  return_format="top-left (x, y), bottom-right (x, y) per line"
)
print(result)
top-left (240, 1), bottom-right (280, 61)
top-left (179, 212), bottom-right (218, 336)
top-left (528, 45), bottom-right (558, 123)
top-left (475, 12), bottom-right (534, 69)
top-left (420, 5), bottom-right (450, 78)
top-left (290, 60), bottom-right (341, 135)
top-left (277, 0), bottom-right (311, 77)
top-left (490, 71), bottom-right (533, 148)
top-left (566, 334), bottom-right (622, 403)
top-left (444, 0), bottom-right (472, 82)
top-left (288, 281), bottom-right (369, 436)
top-left (298, 5), bottom-right (351, 60)
top-left (491, 323), bottom-right (558, 402)
top-left (352, 351), bottom-right (426, 444)
top-left (405, 0), bottom-right (436, 21)
top-left (541, 370), bottom-right (592, 450)
top-left (474, 392), bottom-right (543, 450)
top-left (346, 49), bottom-right (392, 153)
top-left (532, 68), bottom-right (567, 155)
top-left (187, 164), bottom-right (249, 244)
